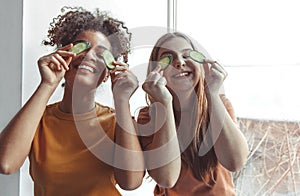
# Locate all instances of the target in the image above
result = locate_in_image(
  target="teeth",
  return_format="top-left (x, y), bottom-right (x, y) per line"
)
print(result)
top-left (175, 72), bottom-right (188, 77)
top-left (78, 65), bottom-right (94, 73)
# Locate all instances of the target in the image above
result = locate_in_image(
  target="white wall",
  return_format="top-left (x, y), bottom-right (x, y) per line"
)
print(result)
top-left (0, 0), bottom-right (23, 195)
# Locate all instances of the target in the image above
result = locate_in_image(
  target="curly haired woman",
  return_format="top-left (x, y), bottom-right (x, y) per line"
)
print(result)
top-left (0, 6), bottom-right (144, 196)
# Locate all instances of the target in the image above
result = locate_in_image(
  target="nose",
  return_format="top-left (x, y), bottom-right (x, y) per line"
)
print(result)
top-left (173, 56), bottom-right (185, 69)
top-left (84, 48), bottom-right (97, 62)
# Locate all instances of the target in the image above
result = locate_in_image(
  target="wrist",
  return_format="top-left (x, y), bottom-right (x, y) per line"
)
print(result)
top-left (206, 93), bottom-right (221, 103)
top-left (152, 94), bottom-right (173, 106)
top-left (113, 98), bottom-right (130, 110)
top-left (39, 81), bottom-right (58, 92)
top-left (113, 96), bottom-right (130, 103)
top-left (161, 97), bottom-right (173, 106)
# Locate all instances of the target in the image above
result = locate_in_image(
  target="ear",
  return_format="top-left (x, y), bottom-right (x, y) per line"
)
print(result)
top-left (103, 74), bottom-right (109, 83)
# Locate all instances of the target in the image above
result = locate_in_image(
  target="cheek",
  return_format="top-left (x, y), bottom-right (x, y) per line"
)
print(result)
top-left (64, 70), bottom-right (74, 81)
top-left (96, 68), bottom-right (109, 85)
top-left (195, 69), bottom-right (201, 81)
top-left (162, 71), bottom-right (172, 86)
top-left (162, 68), bottom-right (172, 79)
top-left (194, 65), bottom-right (204, 78)
top-left (63, 71), bottom-right (75, 88)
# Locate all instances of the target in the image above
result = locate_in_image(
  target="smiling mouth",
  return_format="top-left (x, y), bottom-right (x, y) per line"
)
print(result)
top-left (77, 65), bottom-right (95, 73)
top-left (173, 71), bottom-right (192, 78)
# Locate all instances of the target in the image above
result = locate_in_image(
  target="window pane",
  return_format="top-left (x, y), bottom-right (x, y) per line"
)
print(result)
top-left (177, 0), bottom-right (300, 121)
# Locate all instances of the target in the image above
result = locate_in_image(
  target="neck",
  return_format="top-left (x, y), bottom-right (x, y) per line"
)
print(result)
top-left (59, 86), bottom-right (96, 114)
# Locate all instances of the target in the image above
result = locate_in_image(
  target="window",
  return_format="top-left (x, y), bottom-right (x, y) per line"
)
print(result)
top-left (177, 0), bottom-right (300, 194)
top-left (177, 0), bottom-right (300, 121)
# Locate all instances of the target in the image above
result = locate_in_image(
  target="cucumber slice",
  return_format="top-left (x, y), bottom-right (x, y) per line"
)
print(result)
top-left (69, 41), bottom-right (90, 55)
top-left (158, 55), bottom-right (173, 70)
top-left (101, 50), bottom-right (115, 70)
top-left (189, 50), bottom-right (206, 63)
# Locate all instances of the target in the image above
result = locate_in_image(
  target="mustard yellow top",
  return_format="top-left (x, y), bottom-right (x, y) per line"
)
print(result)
top-left (29, 102), bottom-right (121, 196)
top-left (154, 162), bottom-right (235, 196)
top-left (138, 95), bottom-right (237, 196)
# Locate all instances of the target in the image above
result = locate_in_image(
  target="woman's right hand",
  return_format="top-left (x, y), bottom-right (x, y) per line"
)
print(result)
top-left (37, 44), bottom-right (75, 88)
top-left (142, 66), bottom-right (172, 105)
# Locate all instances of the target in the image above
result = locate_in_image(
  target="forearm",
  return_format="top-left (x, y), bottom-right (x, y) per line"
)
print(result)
top-left (113, 99), bottom-right (145, 190)
top-left (0, 83), bottom-right (55, 174)
top-left (208, 94), bottom-right (249, 171)
top-left (146, 103), bottom-right (181, 188)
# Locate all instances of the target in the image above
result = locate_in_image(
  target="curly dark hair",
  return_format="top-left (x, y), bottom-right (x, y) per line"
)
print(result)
top-left (43, 6), bottom-right (132, 63)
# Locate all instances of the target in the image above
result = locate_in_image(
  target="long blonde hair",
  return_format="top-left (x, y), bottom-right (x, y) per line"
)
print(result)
top-left (146, 32), bottom-right (217, 184)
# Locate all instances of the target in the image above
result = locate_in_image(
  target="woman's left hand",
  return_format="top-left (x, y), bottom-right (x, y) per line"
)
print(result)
top-left (203, 60), bottom-right (228, 96)
top-left (110, 62), bottom-right (139, 101)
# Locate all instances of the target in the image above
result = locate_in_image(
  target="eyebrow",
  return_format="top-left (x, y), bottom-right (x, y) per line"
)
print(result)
top-left (97, 45), bottom-right (110, 51)
top-left (159, 48), bottom-right (192, 57)
top-left (181, 48), bottom-right (192, 52)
